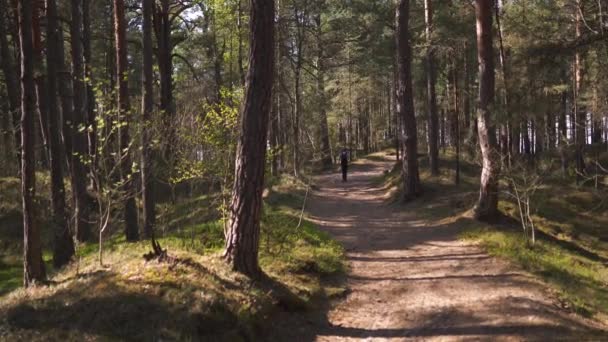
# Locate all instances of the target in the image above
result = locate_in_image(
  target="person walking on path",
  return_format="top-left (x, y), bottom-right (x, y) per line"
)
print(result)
top-left (340, 148), bottom-right (349, 182)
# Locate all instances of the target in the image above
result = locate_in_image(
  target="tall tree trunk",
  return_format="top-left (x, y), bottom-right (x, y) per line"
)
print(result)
top-left (0, 89), bottom-right (11, 171)
top-left (396, 0), bottom-right (422, 200)
top-left (450, 60), bottom-right (461, 184)
top-left (83, 0), bottom-right (96, 161)
top-left (473, 0), bottom-right (500, 221)
top-left (70, 0), bottom-right (91, 242)
top-left (47, 0), bottom-right (74, 268)
top-left (237, 0), bottom-right (245, 86)
top-left (316, 12), bottom-right (332, 169)
top-left (154, 0), bottom-right (175, 161)
top-left (32, 2), bottom-right (50, 165)
top-left (424, 0), bottom-right (439, 176)
top-left (224, 0), bottom-right (275, 279)
top-left (142, 0), bottom-right (155, 239)
top-left (56, 24), bottom-right (74, 164)
top-left (495, 0), bottom-right (510, 162)
top-left (293, 66), bottom-right (301, 176)
top-left (114, 0), bottom-right (139, 241)
top-left (574, 0), bottom-right (586, 182)
top-left (523, 120), bottom-right (531, 155)
top-left (19, 0), bottom-right (46, 286)
top-left (0, 0), bottom-right (20, 167)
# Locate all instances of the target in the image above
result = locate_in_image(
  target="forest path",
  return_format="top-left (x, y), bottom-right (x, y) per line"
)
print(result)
top-left (271, 153), bottom-right (606, 341)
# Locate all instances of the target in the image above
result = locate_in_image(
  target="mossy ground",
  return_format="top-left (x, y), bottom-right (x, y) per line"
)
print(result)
top-left (0, 174), bottom-right (345, 341)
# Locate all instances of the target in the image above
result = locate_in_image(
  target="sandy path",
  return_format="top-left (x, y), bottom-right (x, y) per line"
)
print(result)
top-left (271, 155), bottom-right (607, 341)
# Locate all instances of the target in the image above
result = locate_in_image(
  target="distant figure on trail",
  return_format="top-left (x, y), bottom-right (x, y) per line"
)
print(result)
top-left (340, 148), bottom-right (349, 182)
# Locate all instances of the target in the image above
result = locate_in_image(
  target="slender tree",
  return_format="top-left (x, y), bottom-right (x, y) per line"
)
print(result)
top-left (395, 0), bottom-right (422, 200)
top-left (114, 0), bottom-right (139, 241)
top-left (0, 0), bottom-right (21, 164)
top-left (31, 3), bottom-right (51, 164)
top-left (224, 0), bottom-right (275, 278)
top-left (315, 10), bottom-right (332, 169)
top-left (47, 0), bottom-right (74, 267)
top-left (19, 0), bottom-right (46, 286)
top-left (473, 0), bottom-right (500, 220)
top-left (574, 0), bottom-right (586, 183)
top-left (424, 0), bottom-right (439, 176)
top-left (71, 0), bottom-right (91, 241)
top-left (142, 0), bottom-right (155, 239)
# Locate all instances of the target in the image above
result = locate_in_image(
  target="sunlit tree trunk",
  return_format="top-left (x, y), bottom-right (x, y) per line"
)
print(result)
top-left (473, 0), bottom-right (500, 221)
top-left (19, 0), bottom-right (46, 286)
top-left (224, 0), bottom-right (275, 279)
top-left (396, 0), bottom-right (422, 200)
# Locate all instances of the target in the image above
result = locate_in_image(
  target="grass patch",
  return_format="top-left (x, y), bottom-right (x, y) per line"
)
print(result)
top-left (0, 175), bottom-right (345, 341)
top-left (461, 227), bottom-right (608, 317)
top-left (379, 147), bottom-right (608, 320)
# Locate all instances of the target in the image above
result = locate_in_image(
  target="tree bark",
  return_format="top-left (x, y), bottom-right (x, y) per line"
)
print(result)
top-left (574, 0), bottom-right (586, 182)
top-left (32, 2), bottom-right (50, 165)
top-left (114, 0), bottom-right (139, 241)
top-left (224, 0), bottom-right (274, 279)
top-left (424, 0), bottom-right (439, 176)
top-left (154, 0), bottom-right (176, 161)
top-left (71, 0), bottom-right (91, 242)
top-left (83, 0), bottom-right (96, 161)
top-left (47, 0), bottom-right (74, 268)
top-left (396, 0), bottom-right (422, 200)
top-left (19, 0), bottom-right (46, 286)
top-left (473, 0), bottom-right (500, 221)
top-left (142, 0), bottom-right (156, 239)
top-left (0, 1), bottom-right (20, 167)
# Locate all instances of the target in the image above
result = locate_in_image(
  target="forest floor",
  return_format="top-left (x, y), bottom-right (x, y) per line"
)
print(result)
top-left (270, 152), bottom-right (608, 341)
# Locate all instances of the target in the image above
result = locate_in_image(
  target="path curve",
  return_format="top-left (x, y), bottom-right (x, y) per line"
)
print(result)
top-left (273, 155), bottom-right (606, 341)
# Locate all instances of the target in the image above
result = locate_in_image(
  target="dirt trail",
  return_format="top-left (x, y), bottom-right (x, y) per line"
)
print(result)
top-left (271, 155), bottom-right (607, 341)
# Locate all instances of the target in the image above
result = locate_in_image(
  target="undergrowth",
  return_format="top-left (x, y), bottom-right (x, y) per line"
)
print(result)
top-left (0, 175), bottom-right (345, 341)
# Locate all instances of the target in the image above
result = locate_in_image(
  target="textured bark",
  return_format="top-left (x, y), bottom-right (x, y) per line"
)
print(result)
top-left (19, 0), bottom-right (46, 286)
top-left (142, 0), bottom-right (156, 239)
top-left (224, 0), bottom-right (275, 279)
top-left (396, 0), bottom-right (422, 201)
top-left (0, 1), bottom-right (20, 166)
top-left (473, 0), bottom-right (500, 221)
top-left (47, 0), bottom-right (74, 268)
top-left (114, 0), bottom-right (139, 241)
top-left (424, 0), bottom-right (439, 176)
top-left (71, 0), bottom-right (91, 242)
